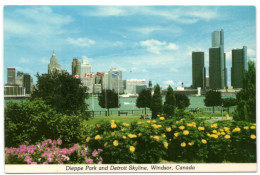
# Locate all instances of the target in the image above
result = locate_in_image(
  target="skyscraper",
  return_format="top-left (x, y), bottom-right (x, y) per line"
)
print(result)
top-left (81, 58), bottom-right (94, 93)
top-left (72, 58), bottom-right (81, 77)
top-left (231, 46), bottom-right (247, 88)
top-left (108, 68), bottom-right (123, 93)
top-left (7, 68), bottom-right (16, 85)
top-left (209, 29), bottom-right (226, 89)
top-left (48, 51), bottom-right (61, 74)
top-left (192, 51), bottom-right (206, 89)
top-left (23, 73), bottom-right (32, 94)
top-left (125, 79), bottom-right (146, 94)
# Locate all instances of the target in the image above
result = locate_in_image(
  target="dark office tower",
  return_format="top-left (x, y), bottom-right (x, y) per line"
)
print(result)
top-left (231, 46), bottom-right (247, 88)
top-left (72, 58), bottom-right (81, 76)
top-left (209, 47), bottom-right (224, 89)
top-left (7, 68), bottom-right (16, 85)
top-left (23, 74), bottom-right (31, 94)
top-left (224, 53), bottom-right (227, 88)
top-left (149, 80), bottom-right (152, 88)
top-left (192, 51), bottom-right (206, 89)
top-left (209, 29), bottom-right (226, 89)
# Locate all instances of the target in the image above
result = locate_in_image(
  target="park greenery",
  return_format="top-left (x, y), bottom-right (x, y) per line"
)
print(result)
top-left (4, 60), bottom-right (256, 164)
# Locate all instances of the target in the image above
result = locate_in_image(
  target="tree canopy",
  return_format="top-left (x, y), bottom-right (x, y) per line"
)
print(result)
top-left (222, 97), bottom-right (237, 113)
top-left (204, 90), bottom-right (222, 113)
top-left (98, 89), bottom-right (118, 116)
top-left (163, 85), bottom-right (176, 118)
top-left (136, 88), bottom-right (151, 115)
top-left (234, 60), bottom-right (256, 122)
top-left (151, 84), bottom-right (163, 119)
top-left (175, 93), bottom-right (190, 109)
top-left (31, 71), bottom-right (89, 116)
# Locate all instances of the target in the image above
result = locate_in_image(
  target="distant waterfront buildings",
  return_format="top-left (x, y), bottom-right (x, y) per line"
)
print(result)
top-left (81, 58), bottom-right (94, 93)
top-left (192, 51), bottom-right (206, 89)
top-left (231, 46), bottom-right (247, 88)
top-left (125, 79), bottom-right (146, 94)
top-left (72, 58), bottom-right (81, 77)
top-left (48, 51), bottom-right (61, 74)
top-left (7, 68), bottom-right (16, 85)
top-left (108, 68), bottom-right (123, 93)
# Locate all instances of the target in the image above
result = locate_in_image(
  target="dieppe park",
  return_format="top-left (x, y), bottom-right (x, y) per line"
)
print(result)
top-left (4, 60), bottom-right (256, 165)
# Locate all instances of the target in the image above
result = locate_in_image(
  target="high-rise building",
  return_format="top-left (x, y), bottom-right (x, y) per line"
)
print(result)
top-left (7, 68), bottom-right (16, 85)
top-left (81, 58), bottom-right (94, 93)
top-left (23, 74), bottom-right (32, 94)
top-left (209, 29), bottom-right (226, 89)
top-left (16, 71), bottom-right (24, 86)
top-left (231, 46), bottom-right (247, 88)
top-left (192, 51), bottom-right (206, 89)
top-left (125, 79), bottom-right (146, 94)
top-left (101, 73), bottom-right (109, 90)
top-left (72, 58), bottom-right (81, 76)
top-left (108, 68), bottom-right (123, 93)
top-left (48, 51), bottom-right (61, 74)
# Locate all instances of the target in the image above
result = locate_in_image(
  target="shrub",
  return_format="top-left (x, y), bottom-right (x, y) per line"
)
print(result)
top-left (5, 139), bottom-right (103, 164)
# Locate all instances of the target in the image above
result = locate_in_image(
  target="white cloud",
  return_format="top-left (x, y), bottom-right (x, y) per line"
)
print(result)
top-left (163, 80), bottom-right (175, 85)
top-left (247, 49), bottom-right (256, 57)
top-left (112, 41), bottom-right (124, 47)
top-left (140, 39), bottom-right (178, 55)
top-left (40, 58), bottom-right (49, 64)
top-left (67, 37), bottom-right (96, 48)
top-left (19, 58), bottom-right (30, 63)
top-left (130, 26), bottom-right (163, 35)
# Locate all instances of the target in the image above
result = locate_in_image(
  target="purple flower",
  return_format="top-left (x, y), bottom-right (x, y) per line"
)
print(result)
top-left (85, 158), bottom-right (93, 164)
top-left (57, 139), bottom-right (62, 145)
top-left (24, 156), bottom-right (32, 164)
top-left (92, 150), bottom-right (98, 157)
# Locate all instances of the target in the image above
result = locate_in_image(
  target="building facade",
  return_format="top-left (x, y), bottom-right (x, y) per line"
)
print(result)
top-left (231, 46), bottom-right (247, 88)
top-left (80, 58), bottom-right (94, 93)
top-left (108, 68), bottom-right (123, 93)
top-left (7, 68), bottom-right (16, 85)
top-left (48, 51), bottom-right (61, 74)
top-left (192, 51), bottom-right (206, 89)
top-left (125, 79), bottom-right (146, 94)
top-left (72, 58), bottom-right (81, 77)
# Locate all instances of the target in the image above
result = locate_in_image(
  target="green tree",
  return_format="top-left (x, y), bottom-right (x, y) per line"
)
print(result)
top-left (151, 84), bottom-right (163, 119)
top-left (98, 89), bottom-right (118, 116)
top-left (31, 71), bottom-right (89, 117)
top-left (222, 97), bottom-right (237, 113)
top-left (163, 85), bottom-right (176, 118)
top-left (234, 61), bottom-right (256, 122)
top-left (204, 90), bottom-right (222, 113)
top-left (136, 88), bottom-right (152, 115)
top-left (175, 93), bottom-right (190, 109)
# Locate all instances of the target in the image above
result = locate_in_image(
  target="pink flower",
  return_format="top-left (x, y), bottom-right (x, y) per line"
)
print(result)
top-left (81, 150), bottom-right (86, 156)
top-left (48, 139), bottom-right (52, 144)
top-left (57, 139), bottom-right (62, 145)
top-left (31, 162), bottom-right (37, 164)
top-left (43, 162), bottom-right (48, 164)
top-left (92, 150), bottom-right (98, 157)
top-left (98, 149), bottom-right (103, 152)
top-left (27, 145), bottom-right (36, 154)
top-left (42, 140), bottom-right (47, 146)
top-left (98, 161), bottom-right (102, 164)
top-left (19, 145), bottom-right (27, 153)
top-left (47, 157), bottom-right (53, 163)
top-left (6, 148), bottom-right (15, 154)
top-left (24, 141), bottom-right (29, 145)
top-left (85, 158), bottom-right (93, 164)
top-left (24, 156), bottom-right (32, 164)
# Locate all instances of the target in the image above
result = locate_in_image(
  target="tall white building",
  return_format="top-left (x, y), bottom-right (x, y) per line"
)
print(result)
top-left (81, 58), bottom-right (94, 93)
top-left (125, 79), bottom-right (146, 94)
top-left (48, 51), bottom-right (61, 74)
top-left (108, 68), bottom-right (123, 93)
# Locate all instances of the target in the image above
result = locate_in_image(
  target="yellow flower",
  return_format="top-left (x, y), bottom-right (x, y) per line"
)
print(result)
top-left (188, 141), bottom-right (194, 146)
top-left (243, 126), bottom-right (249, 130)
top-left (169, 139), bottom-right (172, 141)
top-left (111, 120), bottom-right (115, 123)
top-left (111, 123), bottom-right (117, 129)
top-left (191, 122), bottom-right (196, 127)
top-left (221, 131), bottom-right (226, 135)
top-left (253, 123), bottom-right (256, 126)
top-left (211, 134), bottom-right (218, 139)
top-left (137, 122), bottom-right (144, 125)
top-left (176, 121), bottom-right (180, 124)
top-left (113, 140), bottom-right (119, 147)
top-left (161, 134), bottom-right (166, 138)
top-left (86, 137), bottom-right (91, 143)
top-left (111, 132), bottom-right (115, 136)
top-left (138, 133), bottom-right (142, 137)
top-left (129, 146), bottom-right (135, 152)
top-left (94, 135), bottom-right (101, 140)
top-left (224, 135), bottom-right (231, 139)
top-left (157, 125), bottom-right (162, 128)
top-left (104, 142), bottom-right (108, 147)
top-left (187, 123), bottom-right (193, 127)
top-left (96, 124), bottom-right (100, 128)
top-left (146, 120), bottom-right (151, 124)
top-left (122, 123), bottom-right (130, 127)
top-left (250, 134), bottom-right (256, 139)
top-left (122, 136), bottom-right (127, 139)
top-left (157, 114), bottom-right (160, 117)
top-left (121, 128), bottom-right (125, 132)
top-left (207, 133), bottom-right (211, 137)
top-left (219, 129), bottom-right (224, 132)
top-left (201, 139), bottom-right (207, 144)
top-left (250, 126), bottom-right (256, 130)
top-left (224, 127), bottom-right (230, 132)
top-left (179, 125), bottom-right (185, 130)
top-left (163, 142), bottom-right (168, 149)
top-left (232, 127), bottom-right (241, 133)
top-left (128, 134), bottom-right (137, 139)
top-left (153, 136), bottom-right (160, 141)
top-left (152, 120), bottom-right (157, 123)
top-left (172, 125), bottom-right (177, 129)
top-left (183, 130), bottom-right (189, 136)
top-left (180, 142), bottom-right (186, 147)
top-left (174, 132), bottom-right (179, 138)
top-left (212, 130), bottom-right (217, 134)
top-left (150, 136), bottom-right (153, 139)
top-left (211, 123), bottom-right (218, 128)
top-left (159, 117), bottom-right (165, 120)
top-left (166, 127), bottom-right (172, 132)
top-left (198, 127), bottom-right (205, 131)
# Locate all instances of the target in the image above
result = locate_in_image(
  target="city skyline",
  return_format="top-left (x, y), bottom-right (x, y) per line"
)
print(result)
top-left (4, 6), bottom-right (256, 88)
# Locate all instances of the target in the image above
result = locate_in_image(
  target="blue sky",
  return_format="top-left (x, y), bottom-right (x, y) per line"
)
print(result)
top-left (4, 6), bottom-right (256, 88)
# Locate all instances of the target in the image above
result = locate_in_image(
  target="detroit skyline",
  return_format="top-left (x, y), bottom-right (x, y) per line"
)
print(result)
top-left (4, 6), bottom-right (256, 88)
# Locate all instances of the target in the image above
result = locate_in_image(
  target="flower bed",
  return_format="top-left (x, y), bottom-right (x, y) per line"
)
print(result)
top-left (5, 139), bottom-right (103, 164)
top-left (85, 116), bottom-right (256, 163)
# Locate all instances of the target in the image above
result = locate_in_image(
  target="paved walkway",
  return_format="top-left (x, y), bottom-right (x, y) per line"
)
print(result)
top-left (198, 116), bottom-right (233, 123)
